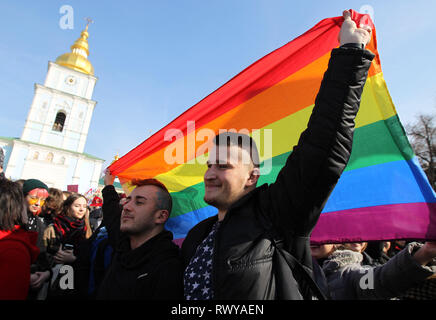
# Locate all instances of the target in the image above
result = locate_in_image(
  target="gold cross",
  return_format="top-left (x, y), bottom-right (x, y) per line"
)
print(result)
top-left (84, 17), bottom-right (94, 28)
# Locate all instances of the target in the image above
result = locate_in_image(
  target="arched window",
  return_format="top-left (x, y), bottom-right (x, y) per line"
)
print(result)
top-left (32, 151), bottom-right (39, 160)
top-left (59, 156), bottom-right (66, 165)
top-left (46, 152), bottom-right (54, 163)
top-left (52, 111), bottom-right (66, 132)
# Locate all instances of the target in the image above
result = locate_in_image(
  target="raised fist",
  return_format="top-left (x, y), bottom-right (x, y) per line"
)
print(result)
top-left (339, 10), bottom-right (372, 47)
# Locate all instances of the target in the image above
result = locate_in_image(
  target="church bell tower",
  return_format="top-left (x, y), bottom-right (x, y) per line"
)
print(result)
top-left (21, 23), bottom-right (97, 154)
top-left (1, 22), bottom-right (104, 192)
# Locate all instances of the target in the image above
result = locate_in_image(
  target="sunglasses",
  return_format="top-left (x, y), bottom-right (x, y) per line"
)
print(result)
top-left (28, 197), bottom-right (46, 206)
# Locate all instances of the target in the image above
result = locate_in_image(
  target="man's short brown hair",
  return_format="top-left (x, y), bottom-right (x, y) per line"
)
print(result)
top-left (131, 179), bottom-right (172, 215)
top-left (213, 132), bottom-right (260, 168)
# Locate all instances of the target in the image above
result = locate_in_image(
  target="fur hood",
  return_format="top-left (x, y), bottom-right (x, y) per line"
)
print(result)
top-left (322, 249), bottom-right (363, 274)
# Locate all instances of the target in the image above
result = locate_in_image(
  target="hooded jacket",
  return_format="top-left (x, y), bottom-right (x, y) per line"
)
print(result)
top-left (97, 230), bottom-right (183, 300)
top-left (97, 185), bottom-right (184, 300)
top-left (182, 46), bottom-right (375, 300)
top-left (0, 227), bottom-right (39, 299)
top-left (322, 243), bottom-right (436, 300)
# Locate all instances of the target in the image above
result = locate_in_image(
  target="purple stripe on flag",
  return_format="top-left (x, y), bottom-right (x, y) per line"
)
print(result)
top-left (310, 202), bottom-right (436, 244)
top-left (173, 238), bottom-right (185, 247)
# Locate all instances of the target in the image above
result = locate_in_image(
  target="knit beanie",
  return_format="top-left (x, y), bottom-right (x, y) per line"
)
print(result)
top-left (23, 179), bottom-right (49, 195)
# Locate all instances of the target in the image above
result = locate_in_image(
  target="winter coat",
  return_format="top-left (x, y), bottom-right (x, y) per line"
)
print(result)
top-left (26, 213), bottom-right (47, 250)
top-left (0, 227), bottom-right (39, 299)
top-left (96, 185), bottom-right (184, 300)
top-left (97, 230), bottom-right (183, 300)
top-left (365, 241), bottom-right (391, 265)
top-left (26, 213), bottom-right (54, 299)
top-left (181, 46), bottom-right (375, 300)
top-left (322, 243), bottom-right (436, 300)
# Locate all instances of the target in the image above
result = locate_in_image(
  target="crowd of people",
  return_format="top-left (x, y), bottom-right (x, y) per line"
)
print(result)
top-left (1, 10), bottom-right (436, 301)
top-left (0, 171), bottom-right (112, 300)
top-left (0, 171), bottom-right (435, 300)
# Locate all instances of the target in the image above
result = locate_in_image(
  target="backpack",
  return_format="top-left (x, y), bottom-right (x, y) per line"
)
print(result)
top-left (257, 196), bottom-right (326, 300)
top-left (270, 237), bottom-right (326, 300)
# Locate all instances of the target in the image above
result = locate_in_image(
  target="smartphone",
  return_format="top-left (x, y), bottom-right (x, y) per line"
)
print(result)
top-left (62, 243), bottom-right (74, 251)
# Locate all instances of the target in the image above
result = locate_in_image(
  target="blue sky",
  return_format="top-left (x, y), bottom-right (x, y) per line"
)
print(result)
top-left (1, 1), bottom-right (435, 170)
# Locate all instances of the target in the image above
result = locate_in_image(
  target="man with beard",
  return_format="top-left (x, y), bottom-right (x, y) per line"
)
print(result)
top-left (96, 172), bottom-right (183, 299)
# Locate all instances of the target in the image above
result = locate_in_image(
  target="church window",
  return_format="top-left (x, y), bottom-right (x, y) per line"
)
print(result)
top-left (33, 151), bottom-right (39, 160)
top-left (52, 111), bottom-right (66, 132)
top-left (59, 156), bottom-right (66, 165)
top-left (46, 152), bottom-right (54, 163)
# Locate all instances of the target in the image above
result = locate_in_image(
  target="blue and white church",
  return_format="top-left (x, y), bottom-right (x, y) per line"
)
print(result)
top-left (0, 24), bottom-right (104, 192)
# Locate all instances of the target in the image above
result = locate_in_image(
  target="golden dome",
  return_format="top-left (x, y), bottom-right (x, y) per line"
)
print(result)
top-left (55, 25), bottom-right (94, 75)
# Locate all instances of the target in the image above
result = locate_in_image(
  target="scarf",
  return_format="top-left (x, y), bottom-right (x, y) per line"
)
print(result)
top-left (53, 214), bottom-right (87, 247)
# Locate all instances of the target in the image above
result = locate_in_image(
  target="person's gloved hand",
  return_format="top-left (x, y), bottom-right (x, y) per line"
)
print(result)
top-left (339, 10), bottom-right (372, 47)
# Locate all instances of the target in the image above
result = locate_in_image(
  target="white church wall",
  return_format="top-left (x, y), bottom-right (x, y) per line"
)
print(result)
top-left (91, 160), bottom-right (103, 188)
top-left (68, 101), bottom-right (86, 134)
top-left (21, 152), bottom-right (68, 189)
top-left (0, 141), bottom-right (12, 169)
top-left (45, 63), bottom-right (96, 100)
top-left (1, 136), bottom-right (104, 191)
top-left (45, 64), bottom-right (75, 96)
top-left (65, 156), bottom-right (78, 187)
top-left (22, 126), bottom-right (43, 144)
top-left (77, 159), bottom-right (95, 193)
top-left (84, 78), bottom-right (96, 100)
top-left (44, 63), bottom-right (60, 90)
top-left (63, 131), bottom-right (80, 151)
top-left (43, 131), bottom-right (64, 149)
top-left (22, 90), bottom-right (45, 143)
top-left (78, 101), bottom-right (96, 153)
top-left (5, 144), bottom-right (29, 180)
top-left (76, 76), bottom-right (86, 98)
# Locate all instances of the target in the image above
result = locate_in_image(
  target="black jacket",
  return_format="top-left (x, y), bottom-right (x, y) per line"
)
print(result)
top-left (181, 46), bottom-right (375, 300)
top-left (97, 185), bottom-right (184, 300)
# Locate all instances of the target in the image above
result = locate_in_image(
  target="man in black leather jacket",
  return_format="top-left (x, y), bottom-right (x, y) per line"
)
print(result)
top-left (181, 10), bottom-right (375, 300)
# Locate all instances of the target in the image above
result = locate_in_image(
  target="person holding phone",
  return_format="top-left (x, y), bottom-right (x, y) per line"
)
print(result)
top-left (44, 193), bottom-right (92, 264)
top-left (42, 193), bottom-right (93, 299)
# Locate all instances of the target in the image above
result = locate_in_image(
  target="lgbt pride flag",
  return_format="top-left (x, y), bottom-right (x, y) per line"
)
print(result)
top-left (109, 10), bottom-right (436, 245)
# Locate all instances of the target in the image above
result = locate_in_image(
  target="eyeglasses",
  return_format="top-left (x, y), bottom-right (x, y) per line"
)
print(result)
top-left (28, 197), bottom-right (46, 206)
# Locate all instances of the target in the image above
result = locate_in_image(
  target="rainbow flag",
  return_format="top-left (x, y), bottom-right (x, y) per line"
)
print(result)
top-left (109, 10), bottom-right (436, 245)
